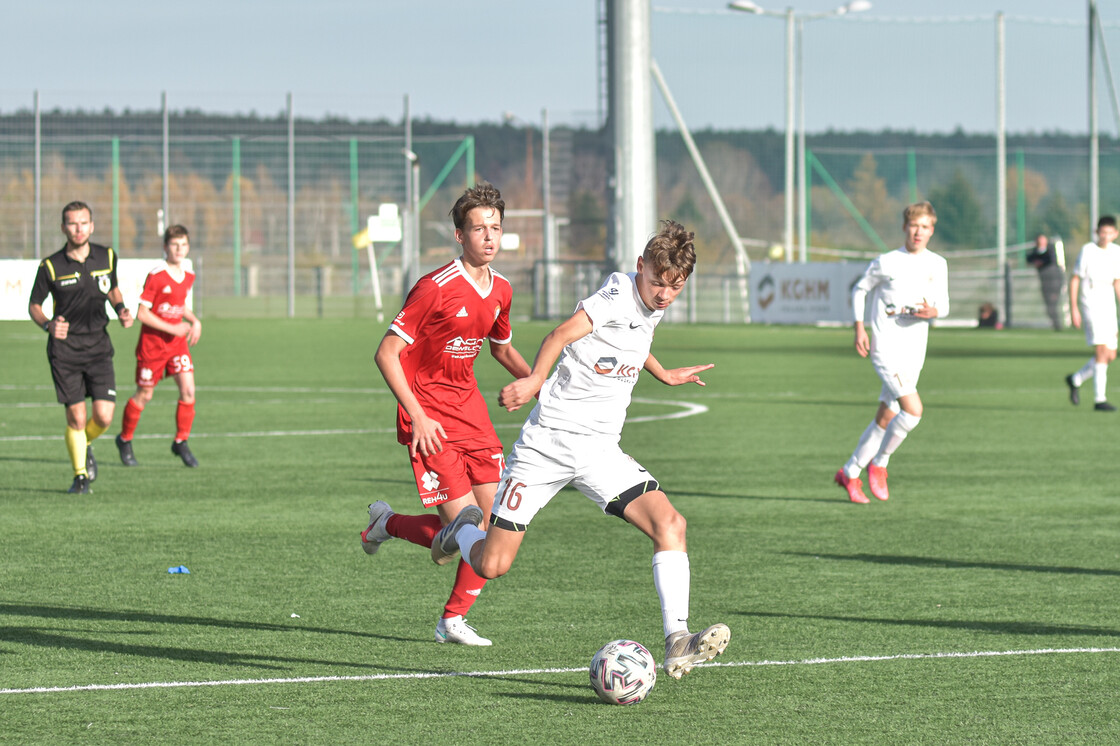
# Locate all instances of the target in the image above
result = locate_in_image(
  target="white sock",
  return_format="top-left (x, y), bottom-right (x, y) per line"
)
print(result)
top-left (1094, 362), bottom-right (1109, 402)
top-left (1074, 358), bottom-right (1096, 385)
top-left (846, 420), bottom-right (887, 478)
top-left (872, 411), bottom-right (921, 467)
top-left (652, 550), bottom-right (690, 638)
top-left (456, 524), bottom-right (486, 562)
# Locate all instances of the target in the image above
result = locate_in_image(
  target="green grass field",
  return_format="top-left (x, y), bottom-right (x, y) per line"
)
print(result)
top-left (3, 318), bottom-right (1120, 744)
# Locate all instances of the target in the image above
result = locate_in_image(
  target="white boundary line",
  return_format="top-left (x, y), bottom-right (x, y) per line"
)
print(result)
top-left (0, 396), bottom-right (707, 442)
top-left (2, 647), bottom-right (1116, 696)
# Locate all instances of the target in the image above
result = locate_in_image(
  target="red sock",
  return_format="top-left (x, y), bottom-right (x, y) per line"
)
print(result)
top-left (175, 401), bottom-right (195, 442)
top-left (121, 399), bottom-right (143, 441)
top-left (384, 513), bottom-right (442, 548)
top-left (443, 558), bottom-right (487, 618)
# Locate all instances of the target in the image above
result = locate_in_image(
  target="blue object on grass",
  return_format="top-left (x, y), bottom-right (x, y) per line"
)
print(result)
top-left (167, 565), bottom-right (191, 574)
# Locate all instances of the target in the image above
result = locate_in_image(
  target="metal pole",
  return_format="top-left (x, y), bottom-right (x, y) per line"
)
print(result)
top-left (783, 7), bottom-right (795, 263)
top-left (162, 91), bottom-right (169, 229)
top-left (232, 137), bottom-right (242, 296)
top-left (1090, 0), bottom-right (1099, 230)
top-left (403, 95), bottom-right (413, 294)
top-left (996, 12), bottom-right (1007, 323)
top-left (542, 108), bottom-right (558, 318)
top-left (34, 90), bottom-right (41, 260)
top-left (796, 17), bottom-right (807, 263)
top-left (112, 138), bottom-right (120, 251)
top-left (287, 92), bottom-right (295, 318)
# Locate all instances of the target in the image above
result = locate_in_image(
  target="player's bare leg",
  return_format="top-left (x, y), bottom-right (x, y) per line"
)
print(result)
top-left (623, 489), bottom-right (729, 679)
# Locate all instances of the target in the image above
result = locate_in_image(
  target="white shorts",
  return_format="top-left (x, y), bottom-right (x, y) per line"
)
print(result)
top-left (490, 420), bottom-right (658, 529)
top-left (871, 357), bottom-right (921, 401)
top-left (1082, 309), bottom-right (1119, 349)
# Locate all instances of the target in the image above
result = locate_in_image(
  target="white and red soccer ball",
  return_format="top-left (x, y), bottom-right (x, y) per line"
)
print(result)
top-left (589, 639), bottom-right (657, 705)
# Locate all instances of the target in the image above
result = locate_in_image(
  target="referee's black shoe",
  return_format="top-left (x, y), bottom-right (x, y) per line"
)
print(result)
top-left (116, 435), bottom-right (139, 466)
top-left (68, 474), bottom-right (91, 494)
top-left (86, 446), bottom-right (98, 482)
top-left (171, 440), bottom-right (199, 468)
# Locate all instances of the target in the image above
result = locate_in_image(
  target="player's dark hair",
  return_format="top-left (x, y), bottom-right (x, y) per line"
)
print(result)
top-left (643, 220), bottom-right (696, 282)
top-left (61, 201), bottom-right (92, 222)
top-left (902, 201), bottom-right (936, 227)
top-left (1098, 215), bottom-right (1117, 230)
top-left (450, 183), bottom-right (505, 230)
top-left (164, 224), bottom-right (190, 245)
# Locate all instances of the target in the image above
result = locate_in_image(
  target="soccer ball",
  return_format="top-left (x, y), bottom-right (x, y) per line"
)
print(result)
top-left (589, 639), bottom-right (657, 705)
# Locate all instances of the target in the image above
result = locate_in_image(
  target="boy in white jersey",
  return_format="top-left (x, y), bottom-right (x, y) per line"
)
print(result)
top-left (428, 220), bottom-right (731, 680)
top-left (1064, 215), bottom-right (1120, 412)
top-left (835, 201), bottom-right (950, 503)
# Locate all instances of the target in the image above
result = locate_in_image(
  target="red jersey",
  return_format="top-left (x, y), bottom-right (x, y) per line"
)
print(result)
top-left (136, 262), bottom-right (195, 361)
top-left (390, 258), bottom-right (513, 445)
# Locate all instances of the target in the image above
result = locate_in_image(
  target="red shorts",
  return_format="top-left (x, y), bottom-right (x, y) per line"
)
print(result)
top-left (409, 437), bottom-right (506, 508)
top-left (136, 349), bottom-right (194, 387)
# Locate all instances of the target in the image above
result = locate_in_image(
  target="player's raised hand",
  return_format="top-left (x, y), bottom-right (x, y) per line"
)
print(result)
top-left (410, 412), bottom-right (446, 458)
top-left (52, 315), bottom-right (69, 340)
top-left (660, 363), bottom-right (714, 387)
top-left (499, 377), bottom-right (540, 412)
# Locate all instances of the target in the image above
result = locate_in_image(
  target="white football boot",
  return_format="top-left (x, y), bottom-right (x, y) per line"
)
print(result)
top-left (435, 615), bottom-right (492, 646)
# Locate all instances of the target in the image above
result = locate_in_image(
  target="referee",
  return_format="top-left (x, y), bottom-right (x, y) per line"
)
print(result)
top-left (28, 201), bottom-right (134, 494)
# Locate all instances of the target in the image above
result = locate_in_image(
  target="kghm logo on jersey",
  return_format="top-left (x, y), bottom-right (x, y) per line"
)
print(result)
top-left (593, 356), bottom-right (640, 382)
top-left (444, 336), bottom-right (485, 359)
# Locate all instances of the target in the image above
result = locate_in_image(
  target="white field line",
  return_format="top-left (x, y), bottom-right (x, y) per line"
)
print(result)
top-left (0, 396), bottom-right (706, 442)
top-left (1, 647), bottom-right (1116, 696)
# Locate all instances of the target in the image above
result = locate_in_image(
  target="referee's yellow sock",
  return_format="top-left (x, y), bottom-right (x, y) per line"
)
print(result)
top-left (65, 427), bottom-right (88, 476)
top-left (85, 419), bottom-right (108, 442)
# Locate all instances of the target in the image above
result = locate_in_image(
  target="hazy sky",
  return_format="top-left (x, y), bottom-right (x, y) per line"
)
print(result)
top-left (1, 1), bottom-right (1117, 134)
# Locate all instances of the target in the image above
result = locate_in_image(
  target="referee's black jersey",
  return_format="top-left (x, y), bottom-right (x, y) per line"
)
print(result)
top-left (29, 243), bottom-right (120, 335)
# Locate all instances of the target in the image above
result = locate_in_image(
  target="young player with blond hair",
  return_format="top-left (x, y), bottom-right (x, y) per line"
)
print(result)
top-left (430, 220), bottom-right (731, 680)
top-left (835, 201), bottom-right (950, 503)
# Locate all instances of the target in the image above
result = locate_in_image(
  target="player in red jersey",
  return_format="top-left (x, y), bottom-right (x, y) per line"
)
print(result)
top-left (360, 183), bottom-right (531, 646)
top-left (115, 225), bottom-right (202, 468)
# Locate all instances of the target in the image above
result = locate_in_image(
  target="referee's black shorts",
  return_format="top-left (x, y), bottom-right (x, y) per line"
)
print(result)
top-left (47, 333), bottom-right (116, 406)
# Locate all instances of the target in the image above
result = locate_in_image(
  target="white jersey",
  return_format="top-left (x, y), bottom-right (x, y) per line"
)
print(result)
top-left (529, 272), bottom-right (661, 438)
top-left (1073, 241), bottom-right (1120, 319)
top-left (853, 246), bottom-right (950, 369)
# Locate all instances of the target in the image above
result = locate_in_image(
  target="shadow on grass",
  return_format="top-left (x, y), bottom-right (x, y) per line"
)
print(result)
top-left (735, 610), bottom-right (1120, 637)
top-left (0, 626), bottom-right (387, 671)
top-left (785, 552), bottom-right (1120, 577)
top-left (683, 491), bottom-right (840, 505)
top-left (0, 602), bottom-right (408, 641)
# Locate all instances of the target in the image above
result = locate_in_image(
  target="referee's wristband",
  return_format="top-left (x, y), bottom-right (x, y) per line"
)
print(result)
top-left (42, 320), bottom-right (50, 332)
top-left (113, 302), bottom-right (127, 315)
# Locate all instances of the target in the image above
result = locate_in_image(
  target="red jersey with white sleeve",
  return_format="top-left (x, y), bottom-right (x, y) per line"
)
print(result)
top-left (136, 261), bottom-right (195, 363)
top-left (389, 258), bottom-right (513, 446)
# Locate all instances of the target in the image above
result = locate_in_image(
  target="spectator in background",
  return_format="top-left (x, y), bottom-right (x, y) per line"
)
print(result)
top-left (1026, 233), bottom-right (1063, 331)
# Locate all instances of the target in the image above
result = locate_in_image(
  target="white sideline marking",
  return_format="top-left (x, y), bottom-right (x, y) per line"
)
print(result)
top-left (1, 647), bottom-right (1116, 696)
top-left (0, 396), bottom-right (706, 442)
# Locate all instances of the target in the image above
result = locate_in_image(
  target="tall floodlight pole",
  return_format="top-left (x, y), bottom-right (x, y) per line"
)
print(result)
top-left (1090, 0), bottom-right (1100, 230)
top-left (608, 0), bottom-right (657, 271)
top-left (729, 1), bottom-right (871, 264)
top-left (287, 92), bottom-right (295, 319)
